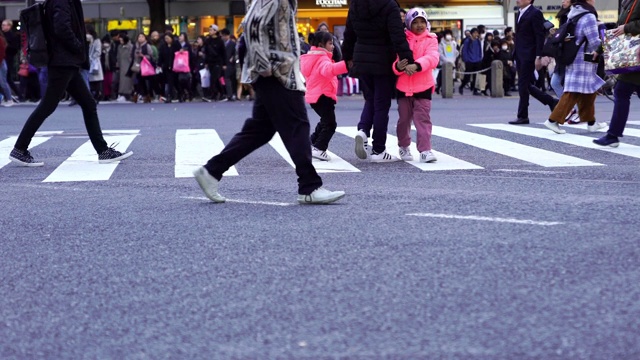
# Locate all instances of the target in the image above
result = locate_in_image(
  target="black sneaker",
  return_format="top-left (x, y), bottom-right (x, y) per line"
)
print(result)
top-left (98, 144), bottom-right (133, 164)
top-left (9, 148), bottom-right (44, 167)
top-left (593, 134), bottom-right (620, 148)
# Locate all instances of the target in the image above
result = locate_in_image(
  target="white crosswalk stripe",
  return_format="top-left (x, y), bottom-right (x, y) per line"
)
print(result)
top-left (175, 129), bottom-right (238, 178)
top-left (336, 126), bottom-right (483, 171)
top-left (269, 133), bottom-right (360, 173)
top-left (433, 125), bottom-right (602, 167)
top-left (43, 130), bottom-right (138, 182)
top-left (5, 124), bottom-right (640, 182)
top-left (471, 124), bottom-right (640, 160)
top-left (0, 131), bottom-right (62, 169)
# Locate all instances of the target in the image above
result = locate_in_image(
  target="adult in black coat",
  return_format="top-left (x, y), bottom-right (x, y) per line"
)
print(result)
top-left (9, 0), bottom-right (132, 167)
top-left (204, 24), bottom-right (227, 101)
top-left (509, 0), bottom-right (558, 125)
top-left (158, 33), bottom-right (181, 102)
top-left (1, 20), bottom-right (21, 99)
top-left (341, 0), bottom-right (414, 161)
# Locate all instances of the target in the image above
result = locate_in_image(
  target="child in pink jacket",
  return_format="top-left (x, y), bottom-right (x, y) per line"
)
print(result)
top-left (393, 8), bottom-right (440, 163)
top-left (300, 32), bottom-right (348, 161)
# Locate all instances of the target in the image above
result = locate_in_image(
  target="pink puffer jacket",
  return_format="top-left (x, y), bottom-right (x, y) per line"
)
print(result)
top-left (393, 30), bottom-right (439, 96)
top-left (300, 46), bottom-right (348, 103)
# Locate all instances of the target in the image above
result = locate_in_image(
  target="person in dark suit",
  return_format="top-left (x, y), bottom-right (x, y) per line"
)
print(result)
top-left (220, 28), bottom-right (237, 101)
top-left (509, 0), bottom-right (559, 125)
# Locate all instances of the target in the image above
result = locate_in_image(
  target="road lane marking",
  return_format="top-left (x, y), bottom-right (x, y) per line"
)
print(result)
top-left (0, 131), bottom-right (63, 169)
top-left (471, 124), bottom-right (640, 159)
top-left (433, 125), bottom-right (602, 167)
top-left (336, 126), bottom-right (483, 171)
top-left (43, 131), bottom-right (138, 182)
top-left (182, 196), bottom-right (294, 206)
top-left (269, 133), bottom-right (360, 173)
top-left (406, 213), bottom-right (564, 226)
top-left (175, 129), bottom-right (238, 178)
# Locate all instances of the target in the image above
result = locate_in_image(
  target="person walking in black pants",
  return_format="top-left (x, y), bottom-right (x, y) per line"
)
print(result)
top-left (509, 0), bottom-right (558, 125)
top-left (193, 0), bottom-right (345, 205)
top-left (8, 0), bottom-right (132, 167)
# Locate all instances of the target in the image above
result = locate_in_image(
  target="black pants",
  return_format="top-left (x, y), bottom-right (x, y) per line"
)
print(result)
top-left (6, 56), bottom-right (20, 97)
top-left (204, 76), bottom-right (323, 195)
top-left (15, 66), bottom-right (108, 153)
top-left (310, 95), bottom-right (337, 151)
top-left (516, 59), bottom-right (557, 119)
top-left (461, 61), bottom-right (481, 91)
top-left (208, 65), bottom-right (223, 100)
top-left (224, 65), bottom-right (236, 99)
top-left (176, 72), bottom-right (192, 101)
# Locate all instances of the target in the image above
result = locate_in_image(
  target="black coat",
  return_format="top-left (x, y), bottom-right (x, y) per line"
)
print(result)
top-left (204, 36), bottom-right (226, 67)
top-left (2, 30), bottom-right (20, 59)
top-left (44, 0), bottom-right (89, 69)
top-left (514, 6), bottom-right (546, 62)
top-left (341, 0), bottom-right (414, 76)
top-left (158, 41), bottom-right (180, 71)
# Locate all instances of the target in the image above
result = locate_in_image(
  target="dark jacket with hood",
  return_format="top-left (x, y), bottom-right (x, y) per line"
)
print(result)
top-left (44, 0), bottom-right (89, 69)
top-left (341, 0), bottom-right (414, 76)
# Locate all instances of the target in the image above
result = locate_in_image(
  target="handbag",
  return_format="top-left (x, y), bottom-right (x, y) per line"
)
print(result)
top-left (131, 61), bottom-right (141, 73)
top-left (140, 57), bottom-right (155, 77)
top-left (173, 51), bottom-right (190, 73)
top-left (603, 0), bottom-right (640, 74)
top-left (18, 63), bottom-right (29, 77)
top-left (199, 68), bottom-right (211, 88)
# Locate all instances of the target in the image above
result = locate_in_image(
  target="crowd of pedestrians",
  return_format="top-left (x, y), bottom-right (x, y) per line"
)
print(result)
top-left (4, 0), bottom-right (640, 205)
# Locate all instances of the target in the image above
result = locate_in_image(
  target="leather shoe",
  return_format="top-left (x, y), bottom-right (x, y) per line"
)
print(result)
top-left (509, 118), bottom-right (530, 125)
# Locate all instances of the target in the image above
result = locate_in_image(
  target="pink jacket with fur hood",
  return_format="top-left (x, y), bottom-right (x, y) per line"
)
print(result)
top-left (393, 30), bottom-right (439, 96)
top-left (300, 47), bottom-right (348, 103)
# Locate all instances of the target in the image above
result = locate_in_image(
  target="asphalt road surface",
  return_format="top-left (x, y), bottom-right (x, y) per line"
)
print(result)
top-left (1, 93), bottom-right (639, 359)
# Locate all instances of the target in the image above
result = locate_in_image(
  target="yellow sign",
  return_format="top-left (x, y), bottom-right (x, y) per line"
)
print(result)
top-left (107, 20), bottom-right (138, 31)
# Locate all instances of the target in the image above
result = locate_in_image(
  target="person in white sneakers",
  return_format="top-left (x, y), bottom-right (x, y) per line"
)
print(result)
top-left (342, 0), bottom-right (415, 163)
top-left (300, 31), bottom-right (348, 162)
top-left (393, 8), bottom-right (439, 163)
top-left (193, 0), bottom-right (345, 205)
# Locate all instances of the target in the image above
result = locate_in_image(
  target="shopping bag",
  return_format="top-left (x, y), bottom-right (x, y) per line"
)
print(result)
top-left (199, 68), bottom-right (211, 88)
top-left (219, 76), bottom-right (225, 86)
top-left (603, 31), bottom-right (640, 75)
top-left (173, 51), bottom-right (190, 73)
top-left (141, 57), bottom-right (155, 77)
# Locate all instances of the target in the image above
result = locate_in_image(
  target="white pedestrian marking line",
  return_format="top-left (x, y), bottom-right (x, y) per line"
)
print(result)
top-left (494, 169), bottom-right (566, 174)
top-left (269, 133), bottom-right (360, 173)
top-left (471, 124), bottom-right (640, 159)
top-left (434, 125), bottom-right (602, 167)
top-left (627, 121), bottom-right (640, 126)
top-left (610, 127), bottom-right (640, 138)
top-left (336, 126), bottom-right (483, 171)
top-left (182, 196), bottom-right (294, 206)
top-left (0, 131), bottom-right (63, 169)
top-left (406, 213), bottom-right (564, 226)
top-left (175, 129), bottom-right (238, 178)
top-left (43, 131), bottom-right (139, 182)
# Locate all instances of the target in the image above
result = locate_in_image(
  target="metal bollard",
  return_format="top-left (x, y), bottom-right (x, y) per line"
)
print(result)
top-left (490, 60), bottom-right (504, 98)
top-left (441, 62), bottom-right (454, 99)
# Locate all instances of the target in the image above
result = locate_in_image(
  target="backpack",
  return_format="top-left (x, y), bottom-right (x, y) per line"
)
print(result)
top-left (20, 0), bottom-right (49, 67)
top-left (542, 12), bottom-right (589, 66)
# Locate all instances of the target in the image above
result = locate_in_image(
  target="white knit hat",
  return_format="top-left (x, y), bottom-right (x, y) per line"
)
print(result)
top-left (405, 8), bottom-right (430, 30)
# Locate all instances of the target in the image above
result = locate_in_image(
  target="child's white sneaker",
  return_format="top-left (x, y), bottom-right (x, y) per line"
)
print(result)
top-left (354, 130), bottom-right (369, 160)
top-left (398, 146), bottom-right (413, 161)
top-left (370, 151), bottom-right (400, 163)
top-left (420, 150), bottom-right (437, 163)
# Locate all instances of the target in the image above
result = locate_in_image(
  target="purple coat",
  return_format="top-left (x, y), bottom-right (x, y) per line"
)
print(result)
top-left (564, 6), bottom-right (605, 94)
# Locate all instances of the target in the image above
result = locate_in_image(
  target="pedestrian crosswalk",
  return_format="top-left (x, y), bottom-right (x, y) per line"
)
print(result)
top-left (2, 124), bottom-right (639, 183)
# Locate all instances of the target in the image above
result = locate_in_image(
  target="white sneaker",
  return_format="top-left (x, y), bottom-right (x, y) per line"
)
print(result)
top-left (370, 151), bottom-right (400, 163)
top-left (588, 122), bottom-right (608, 132)
top-left (116, 95), bottom-right (127, 103)
top-left (311, 146), bottom-right (331, 161)
top-left (2, 100), bottom-right (14, 107)
top-left (298, 187), bottom-right (345, 204)
top-left (193, 166), bottom-right (226, 203)
top-left (355, 130), bottom-right (369, 160)
top-left (544, 120), bottom-right (566, 134)
top-left (420, 150), bottom-right (437, 163)
top-left (398, 146), bottom-right (413, 161)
